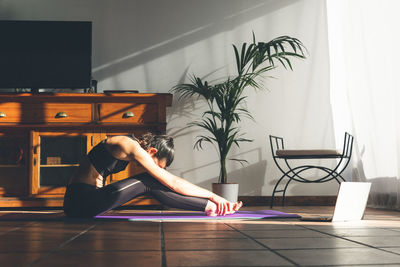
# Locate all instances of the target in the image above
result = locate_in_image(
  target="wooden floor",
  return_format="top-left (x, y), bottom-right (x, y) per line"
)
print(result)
top-left (1, 206), bottom-right (400, 267)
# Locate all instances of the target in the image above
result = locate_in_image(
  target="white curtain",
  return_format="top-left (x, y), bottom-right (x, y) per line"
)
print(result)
top-left (327, 0), bottom-right (400, 209)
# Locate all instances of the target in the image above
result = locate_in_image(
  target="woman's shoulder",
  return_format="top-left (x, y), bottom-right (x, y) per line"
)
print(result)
top-left (106, 134), bottom-right (138, 143)
top-left (102, 135), bottom-right (138, 151)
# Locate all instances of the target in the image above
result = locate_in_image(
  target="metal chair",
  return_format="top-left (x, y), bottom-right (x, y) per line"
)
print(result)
top-left (269, 132), bottom-right (354, 208)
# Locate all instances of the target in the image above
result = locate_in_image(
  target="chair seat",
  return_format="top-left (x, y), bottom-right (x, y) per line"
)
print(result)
top-left (276, 149), bottom-right (342, 159)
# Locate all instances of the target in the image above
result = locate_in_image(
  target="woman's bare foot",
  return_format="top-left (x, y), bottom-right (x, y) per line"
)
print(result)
top-left (226, 201), bottom-right (243, 215)
top-left (233, 201), bottom-right (243, 212)
top-left (204, 200), bottom-right (243, 216)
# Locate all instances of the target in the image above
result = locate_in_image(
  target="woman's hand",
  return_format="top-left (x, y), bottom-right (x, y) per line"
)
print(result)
top-left (209, 194), bottom-right (243, 216)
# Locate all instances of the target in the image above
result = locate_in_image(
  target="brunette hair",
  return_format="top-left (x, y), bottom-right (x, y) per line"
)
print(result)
top-left (138, 132), bottom-right (174, 167)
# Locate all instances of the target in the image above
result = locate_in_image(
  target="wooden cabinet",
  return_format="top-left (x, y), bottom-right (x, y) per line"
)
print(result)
top-left (0, 93), bottom-right (172, 207)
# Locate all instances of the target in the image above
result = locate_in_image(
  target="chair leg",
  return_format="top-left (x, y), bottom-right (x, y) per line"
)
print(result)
top-left (270, 166), bottom-right (309, 208)
top-left (282, 177), bottom-right (295, 206)
top-left (270, 173), bottom-right (288, 208)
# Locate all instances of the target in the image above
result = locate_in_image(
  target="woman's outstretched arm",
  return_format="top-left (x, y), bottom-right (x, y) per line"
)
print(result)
top-left (111, 136), bottom-right (239, 215)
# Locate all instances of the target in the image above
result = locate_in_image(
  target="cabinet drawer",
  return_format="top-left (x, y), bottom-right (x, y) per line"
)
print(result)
top-left (0, 102), bottom-right (22, 123)
top-left (0, 103), bottom-right (92, 123)
top-left (98, 103), bottom-right (158, 123)
top-left (42, 103), bottom-right (92, 123)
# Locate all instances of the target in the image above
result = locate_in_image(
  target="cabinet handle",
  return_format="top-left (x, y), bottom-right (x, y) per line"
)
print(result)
top-left (122, 111), bottom-right (134, 118)
top-left (0, 112), bottom-right (6, 118)
top-left (55, 112), bottom-right (68, 118)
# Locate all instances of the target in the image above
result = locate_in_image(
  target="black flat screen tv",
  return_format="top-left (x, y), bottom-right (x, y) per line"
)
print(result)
top-left (0, 20), bottom-right (92, 90)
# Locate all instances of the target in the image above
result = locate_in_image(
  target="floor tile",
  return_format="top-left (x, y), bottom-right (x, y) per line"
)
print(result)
top-left (1, 232), bottom-right (78, 242)
top-left (228, 223), bottom-right (303, 231)
top-left (30, 221), bottom-right (96, 231)
top-left (346, 236), bottom-right (400, 247)
top-left (165, 238), bottom-right (264, 250)
top-left (82, 229), bottom-right (160, 239)
top-left (342, 265), bottom-right (400, 267)
top-left (163, 222), bottom-right (233, 231)
top-left (382, 247), bottom-right (400, 254)
top-left (94, 221), bottom-right (160, 232)
top-left (0, 221), bottom-right (33, 227)
top-left (0, 240), bottom-right (62, 253)
top-left (166, 250), bottom-right (294, 266)
top-left (32, 251), bottom-right (162, 267)
top-left (277, 247), bottom-right (400, 266)
top-left (257, 237), bottom-right (364, 249)
top-left (387, 228), bottom-right (400, 232)
top-left (0, 226), bottom-right (22, 234)
top-left (13, 226), bottom-right (85, 235)
top-left (304, 224), bottom-right (377, 230)
top-left (314, 227), bottom-right (400, 237)
top-left (61, 238), bottom-right (160, 251)
top-left (163, 231), bottom-right (245, 239)
top-left (242, 229), bottom-right (329, 238)
top-left (0, 252), bottom-right (42, 267)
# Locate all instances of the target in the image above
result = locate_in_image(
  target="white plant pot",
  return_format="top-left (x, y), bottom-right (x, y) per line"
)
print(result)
top-left (212, 183), bottom-right (239, 203)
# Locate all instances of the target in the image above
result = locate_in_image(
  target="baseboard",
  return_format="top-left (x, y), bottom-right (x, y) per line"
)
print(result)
top-left (238, 196), bottom-right (337, 206)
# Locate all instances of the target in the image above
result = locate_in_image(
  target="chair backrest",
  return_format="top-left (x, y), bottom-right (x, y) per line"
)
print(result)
top-left (341, 132), bottom-right (354, 158)
top-left (269, 135), bottom-right (284, 158)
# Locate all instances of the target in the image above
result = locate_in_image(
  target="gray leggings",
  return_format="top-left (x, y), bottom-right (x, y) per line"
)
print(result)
top-left (63, 172), bottom-right (209, 218)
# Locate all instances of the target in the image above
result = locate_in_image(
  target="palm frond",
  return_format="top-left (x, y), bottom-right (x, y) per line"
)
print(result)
top-left (193, 135), bottom-right (215, 150)
top-left (171, 75), bottom-right (215, 101)
top-left (203, 110), bottom-right (222, 120)
top-left (237, 108), bottom-right (254, 121)
top-left (233, 44), bottom-right (241, 75)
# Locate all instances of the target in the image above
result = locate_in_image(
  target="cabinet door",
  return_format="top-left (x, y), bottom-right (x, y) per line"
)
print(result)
top-left (30, 131), bottom-right (92, 196)
top-left (0, 133), bottom-right (28, 197)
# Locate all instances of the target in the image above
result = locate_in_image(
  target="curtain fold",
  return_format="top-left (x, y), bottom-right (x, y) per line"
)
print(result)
top-left (327, 0), bottom-right (400, 209)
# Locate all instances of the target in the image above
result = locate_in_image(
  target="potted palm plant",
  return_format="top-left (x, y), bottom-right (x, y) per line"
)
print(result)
top-left (171, 34), bottom-right (307, 202)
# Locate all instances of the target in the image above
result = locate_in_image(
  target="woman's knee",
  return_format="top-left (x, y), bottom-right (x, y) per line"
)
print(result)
top-left (129, 172), bottom-right (166, 190)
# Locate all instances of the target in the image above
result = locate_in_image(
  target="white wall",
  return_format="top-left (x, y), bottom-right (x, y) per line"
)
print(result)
top-left (1, 0), bottom-right (340, 196)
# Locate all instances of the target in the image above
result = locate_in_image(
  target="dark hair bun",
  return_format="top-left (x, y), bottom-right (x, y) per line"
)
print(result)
top-left (138, 132), bottom-right (175, 166)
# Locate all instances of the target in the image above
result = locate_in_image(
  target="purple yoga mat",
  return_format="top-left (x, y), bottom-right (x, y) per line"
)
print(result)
top-left (95, 210), bottom-right (300, 221)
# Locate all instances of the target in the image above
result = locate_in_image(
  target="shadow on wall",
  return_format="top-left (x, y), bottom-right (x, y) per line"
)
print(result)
top-left (88, 0), bottom-right (300, 81)
top-left (167, 97), bottom-right (214, 139)
top-left (166, 73), bottom-right (199, 138)
top-left (179, 147), bottom-right (267, 196)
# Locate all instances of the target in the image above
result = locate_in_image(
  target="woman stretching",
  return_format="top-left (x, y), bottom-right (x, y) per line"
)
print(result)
top-left (63, 132), bottom-right (243, 218)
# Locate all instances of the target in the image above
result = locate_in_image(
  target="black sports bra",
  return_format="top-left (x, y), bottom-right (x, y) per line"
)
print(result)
top-left (87, 134), bottom-right (138, 185)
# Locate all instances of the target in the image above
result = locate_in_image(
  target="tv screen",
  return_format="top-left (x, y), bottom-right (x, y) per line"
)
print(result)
top-left (0, 20), bottom-right (92, 90)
